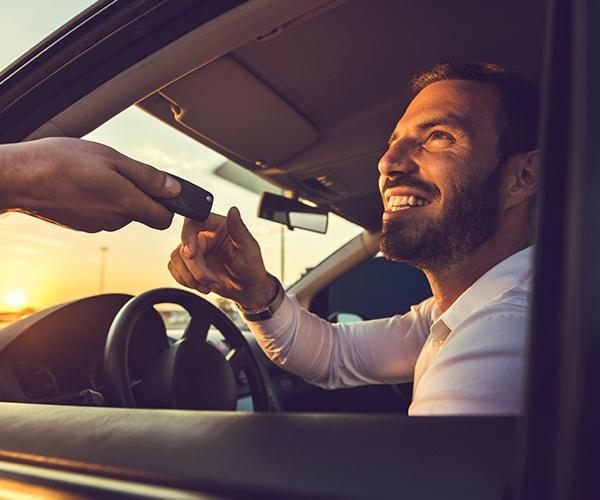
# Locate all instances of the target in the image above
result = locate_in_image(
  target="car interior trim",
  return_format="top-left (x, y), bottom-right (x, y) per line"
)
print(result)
top-left (288, 229), bottom-right (380, 307)
top-left (0, 402), bottom-right (518, 499)
top-left (1, 0), bottom-right (246, 143)
top-left (0, 457), bottom-right (208, 499)
top-left (25, 0), bottom-right (337, 143)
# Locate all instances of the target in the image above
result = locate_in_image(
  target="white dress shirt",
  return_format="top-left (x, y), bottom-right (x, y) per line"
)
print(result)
top-left (248, 247), bottom-right (533, 415)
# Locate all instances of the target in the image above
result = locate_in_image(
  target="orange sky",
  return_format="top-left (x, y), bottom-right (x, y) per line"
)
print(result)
top-left (0, 107), bottom-right (361, 311)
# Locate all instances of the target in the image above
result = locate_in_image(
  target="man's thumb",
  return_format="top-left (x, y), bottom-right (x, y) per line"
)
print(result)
top-left (227, 207), bottom-right (254, 248)
top-left (116, 155), bottom-right (181, 198)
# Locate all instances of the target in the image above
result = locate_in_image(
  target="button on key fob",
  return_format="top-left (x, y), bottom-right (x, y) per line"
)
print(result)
top-left (156, 174), bottom-right (213, 222)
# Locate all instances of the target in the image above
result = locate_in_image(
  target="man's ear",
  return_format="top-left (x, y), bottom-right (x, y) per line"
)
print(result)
top-left (502, 149), bottom-right (540, 210)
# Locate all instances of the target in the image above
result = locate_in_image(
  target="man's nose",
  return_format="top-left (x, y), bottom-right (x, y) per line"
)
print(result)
top-left (378, 139), bottom-right (418, 177)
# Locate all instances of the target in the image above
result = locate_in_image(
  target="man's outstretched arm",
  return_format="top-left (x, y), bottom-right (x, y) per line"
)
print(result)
top-left (0, 137), bottom-right (181, 232)
top-left (169, 208), bottom-right (432, 388)
top-left (245, 291), bottom-right (433, 388)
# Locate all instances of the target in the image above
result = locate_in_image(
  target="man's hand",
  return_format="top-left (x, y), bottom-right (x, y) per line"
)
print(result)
top-left (168, 207), bottom-right (277, 308)
top-left (0, 137), bottom-right (181, 232)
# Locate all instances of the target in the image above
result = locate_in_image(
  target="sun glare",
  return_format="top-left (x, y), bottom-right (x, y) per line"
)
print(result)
top-left (4, 289), bottom-right (27, 310)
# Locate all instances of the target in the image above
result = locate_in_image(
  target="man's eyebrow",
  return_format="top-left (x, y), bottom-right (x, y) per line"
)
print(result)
top-left (416, 114), bottom-right (472, 134)
top-left (387, 114), bottom-right (472, 147)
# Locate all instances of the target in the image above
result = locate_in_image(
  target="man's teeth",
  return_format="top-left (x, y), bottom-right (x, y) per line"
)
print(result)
top-left (387, 195), bottom-right (430, 211)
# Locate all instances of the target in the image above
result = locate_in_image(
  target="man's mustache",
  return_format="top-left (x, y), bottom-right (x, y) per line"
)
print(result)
top-left (382, 174), bottom-right (440, 199)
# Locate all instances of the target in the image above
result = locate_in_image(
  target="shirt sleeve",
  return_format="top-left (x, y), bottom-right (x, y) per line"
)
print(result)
top-left (246, 293), bottom-right (434, 389)
top-left (409, 304), bottom-right (528, 415)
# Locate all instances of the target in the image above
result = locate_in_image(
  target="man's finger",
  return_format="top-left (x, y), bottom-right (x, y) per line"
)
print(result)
top-left (169, 252), bottom-right (199, 289)
top-left (168, 261), bottom-right (188, 288)
top-left (181, 213), bottom-right (225, 258)
top-left (104, 155), bottom-right (179, 229)
top-left (195, 284), bottom-right (211, 295)
top-left (123, 187), bottom-right (176, 230)
top-left (113, 153), bottom-right (181, 198)
top-left (178, 234), bottom-right (221, 286)
top-left (226, 206), bottom-right (254, 249)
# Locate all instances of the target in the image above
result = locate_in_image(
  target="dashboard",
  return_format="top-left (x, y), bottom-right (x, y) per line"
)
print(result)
top-left (0, 292), bottom-right (409, 414)
top-left (0, 294), bottom-right (171, 405)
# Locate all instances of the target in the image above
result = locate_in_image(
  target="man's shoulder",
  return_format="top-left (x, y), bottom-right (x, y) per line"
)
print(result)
top-left (493, 282), bottom-right (530, 309)
top-left (404, 295), bottom-right (438, 322)
top-left (359, 295), bottom-right (436, 335)
top-left (449, 286), bottom-right (530, 351)
top-left (462, 280), bottom-right (530, 321)
top-left (381, 295), bottom-right (436, 321)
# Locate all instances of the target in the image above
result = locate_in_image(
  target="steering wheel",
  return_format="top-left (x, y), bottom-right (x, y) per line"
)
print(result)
top-left (103, 288), bottom-right (269, 411)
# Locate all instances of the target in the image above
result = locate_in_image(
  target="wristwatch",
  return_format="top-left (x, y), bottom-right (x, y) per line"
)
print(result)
top-left (236, 275), bottom-right (285, 322)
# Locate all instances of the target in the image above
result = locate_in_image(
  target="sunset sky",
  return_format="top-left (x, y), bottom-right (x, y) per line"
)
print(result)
top-left (0, 2), bottom-right (361, 313)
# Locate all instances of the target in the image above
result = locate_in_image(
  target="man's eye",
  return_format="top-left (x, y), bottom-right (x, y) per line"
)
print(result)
top-left (427, 130), bottom-right (455, 143)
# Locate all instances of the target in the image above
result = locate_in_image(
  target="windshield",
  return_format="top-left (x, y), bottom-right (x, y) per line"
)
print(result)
top-left (0, 1), bottom-right (96, 74)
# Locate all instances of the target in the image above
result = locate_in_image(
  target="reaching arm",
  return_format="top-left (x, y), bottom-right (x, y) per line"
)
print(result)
top-left (0, 137), bottom-right (181, 232)
top-left (246, 293), bottom-right (434, 388)
top-left (168, 210), bottom-right (434, 388)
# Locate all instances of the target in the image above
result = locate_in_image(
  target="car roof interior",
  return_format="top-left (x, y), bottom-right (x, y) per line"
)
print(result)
top-left (138, 0), bottom-right (546, 229)
top-left (31, 0), bottom-right (546, 231)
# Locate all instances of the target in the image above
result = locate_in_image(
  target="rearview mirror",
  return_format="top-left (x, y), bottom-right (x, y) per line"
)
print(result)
top-left (258, 192), bottom-right (328, 233)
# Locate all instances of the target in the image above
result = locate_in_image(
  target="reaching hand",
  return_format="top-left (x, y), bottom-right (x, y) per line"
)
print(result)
top-left (168, 207), bottom-right (277, 308)
top-left (1, 137), bottom-right (181, 232)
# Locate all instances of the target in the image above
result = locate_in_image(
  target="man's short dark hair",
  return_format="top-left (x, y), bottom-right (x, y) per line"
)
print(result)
top-left (410, 62), bottom-right (540, 162)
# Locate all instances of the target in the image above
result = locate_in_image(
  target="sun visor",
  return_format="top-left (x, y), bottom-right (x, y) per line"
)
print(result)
top-left (159, 56), bottom-right (318, 167)
top-left (292, 150), bottom-right (382, 200)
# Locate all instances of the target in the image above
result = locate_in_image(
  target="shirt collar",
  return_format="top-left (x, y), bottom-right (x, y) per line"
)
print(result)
top-left (435, 246), bottom-right (534, 331)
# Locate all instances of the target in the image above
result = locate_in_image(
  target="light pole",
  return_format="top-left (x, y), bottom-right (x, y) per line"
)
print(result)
top-left (280, 225), bottom-right (285, 284)
top-left (99, 246), bottom-right (109, 293)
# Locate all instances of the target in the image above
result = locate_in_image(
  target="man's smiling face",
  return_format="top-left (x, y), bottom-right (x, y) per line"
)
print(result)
top-left (378, 79), bottom-right (506, 271)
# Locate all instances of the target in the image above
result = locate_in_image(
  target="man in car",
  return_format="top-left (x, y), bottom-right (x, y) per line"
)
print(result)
top-left (168, 62), bottom-right (539, 415)
top-left (0, 137), bottom-right (181, 231)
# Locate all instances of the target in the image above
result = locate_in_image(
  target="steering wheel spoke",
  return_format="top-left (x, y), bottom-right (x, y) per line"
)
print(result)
top-left (225, 346), bottom-right (247, 374)
top-left (183, 309), bottom-right (214, 342)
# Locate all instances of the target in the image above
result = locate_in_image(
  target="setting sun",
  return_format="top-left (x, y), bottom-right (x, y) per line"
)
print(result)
top-left (4, 289), bottom-right (27, 310)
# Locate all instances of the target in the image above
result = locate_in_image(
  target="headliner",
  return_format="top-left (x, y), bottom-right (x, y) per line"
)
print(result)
top-left (139, 0), bottom-right (547, 230)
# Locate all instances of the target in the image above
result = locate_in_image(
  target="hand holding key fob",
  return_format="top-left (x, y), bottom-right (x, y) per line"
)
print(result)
top-left (156, 174), bottom-right (213, 222)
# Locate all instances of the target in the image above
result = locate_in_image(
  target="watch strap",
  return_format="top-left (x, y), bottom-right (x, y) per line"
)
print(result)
top-left (237, 275), bottom-right (285, 322)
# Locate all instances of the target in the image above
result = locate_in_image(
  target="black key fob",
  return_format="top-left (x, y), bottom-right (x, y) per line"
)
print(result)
top-left (156, 174), bottom-right (213, 222)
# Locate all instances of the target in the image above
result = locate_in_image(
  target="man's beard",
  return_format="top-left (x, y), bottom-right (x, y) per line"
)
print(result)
top-left (380, 165), bottom-right (503, 272)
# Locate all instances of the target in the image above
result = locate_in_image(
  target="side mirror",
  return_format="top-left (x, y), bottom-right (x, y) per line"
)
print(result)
top-left (258, 192), bottom-right (328, 233)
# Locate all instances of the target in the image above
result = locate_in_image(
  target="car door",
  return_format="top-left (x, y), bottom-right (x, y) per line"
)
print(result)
top-left (514, 0), bottom-right (600, 497)
top-left (299, 255), bottom-right (431, 413)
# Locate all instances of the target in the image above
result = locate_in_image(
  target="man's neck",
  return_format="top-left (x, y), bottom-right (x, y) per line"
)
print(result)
top-left (424, 235), bottom-right (530, 314)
